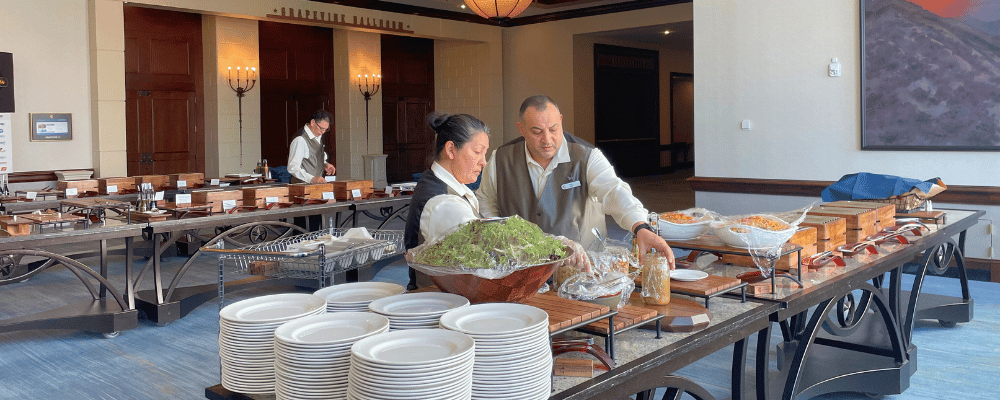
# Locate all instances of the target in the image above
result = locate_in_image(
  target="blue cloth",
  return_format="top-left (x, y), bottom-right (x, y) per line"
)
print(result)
top-left (270, 165), bottom-right (291, 183)
top-left (821, 172), bottom-right (937, 201)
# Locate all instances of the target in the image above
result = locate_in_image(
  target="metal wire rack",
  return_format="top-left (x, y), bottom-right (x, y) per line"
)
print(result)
top-left (204, 228), bottom-right (403, 302)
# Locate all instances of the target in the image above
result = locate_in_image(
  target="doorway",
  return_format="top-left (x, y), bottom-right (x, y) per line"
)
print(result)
top-left (258, 21), bottom-right (336, 168)
top-left (124, 6), bottom-right (205, 175)
top-left (670, 72), bottom-right (694, 169)
top-left (381, 35), bottom-right (435, 183)
top-left (593, 44), bottom-right (659, 177)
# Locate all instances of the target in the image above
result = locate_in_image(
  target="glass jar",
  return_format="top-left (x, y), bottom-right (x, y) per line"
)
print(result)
top-left (641, 251), bottom-right (671, 305)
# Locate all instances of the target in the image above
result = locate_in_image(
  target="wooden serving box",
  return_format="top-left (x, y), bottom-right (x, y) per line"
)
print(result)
top-left (788, 226), bottom-right (817, 247)
top-left (808, 207), bottom-right (876, 230)
top-left (846, 224), bottom-right (878, 243)
top-left (331, 180), bottom-right (373, 200)
top-left (824, 201), bottom-right (895, 223)
top-left (98, 177), bottom-right (137, 194)
top-left (287, 183), bottom-right (334, 203)
top-left (170, 173), bottom-right (205, 189)
top-left (241, 186), bottom-right (290, 208)
top-left (191, 189), bottom-right (242, 213)
top-left (0, 215), bottom-right (33, 236)
top-left (134, 175), bottom-right (170, 191)
top-left (816, 234), bottom-right (847, 252)
top-left (799, 215), bottom-right (846, 240)
top-left (56, 179), bottom-right (99, 197)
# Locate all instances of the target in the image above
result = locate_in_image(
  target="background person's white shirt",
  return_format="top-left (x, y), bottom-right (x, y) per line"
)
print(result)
top-left (286, 124), bottom-right (328, 182)
top-left (420, 162), bottom-right (481, 243)
top-left (477, 139), bottom-right (648, 234)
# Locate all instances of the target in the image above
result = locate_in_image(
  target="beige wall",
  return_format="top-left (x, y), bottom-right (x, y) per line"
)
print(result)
top-left (434, 40), bottom-right (504, 151)
top-left (333, 29), bottom-right (382, 180)
top-left (501, 3), bottom-right (693, 142)
top-left (571, 36), bottom-right (693, 148)
top-left (203, 15), bottom-right (261, 177)
top-left (0, 0), bottom-right (95, 173)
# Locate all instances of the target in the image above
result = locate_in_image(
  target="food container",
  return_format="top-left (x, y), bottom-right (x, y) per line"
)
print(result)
top-left (712, 215), bottom-right (796, 249)
top-left (98, 177), bottom-right (137, 194)
top-left (287, 183), bottom-right (334, 203)
top-left (640, 252), bottom-right (671, 305)
top-left (426, 249), bottom-right (569, 304)
top-left (656, 209), bottom-right (714, 240)
top-left (0, 215), bottom-right (32, 236)
top-left (57, 179), bottom-right (99, 197)
top-left (134, 175), bottom-right (170, 191)
top-left (241, 186), bottom-right (289, 208)
top-left (169, 172), bottom-right (205, 189)
top-left (331, 180), bottom-right (373, 200)
top-left (191, 189), bottom-right (242, 213)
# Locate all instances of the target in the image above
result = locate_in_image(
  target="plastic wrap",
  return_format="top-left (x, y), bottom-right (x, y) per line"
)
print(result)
top-left (639, 251), bottom-right (672, 305)
top-left (405, 216), bottom-right (571, 279)
top-left (710, 204), bottom-right (814, 276)
top-left (556, 249), bottom-right (637, 310)
top-left (654, 208), bottom-right (720, 240)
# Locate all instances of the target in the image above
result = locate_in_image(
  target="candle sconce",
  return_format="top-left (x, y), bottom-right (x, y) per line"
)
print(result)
top-left (357, 74), bottom-right (381, 145)
top-left (228, 66), bottom-right (257, 168)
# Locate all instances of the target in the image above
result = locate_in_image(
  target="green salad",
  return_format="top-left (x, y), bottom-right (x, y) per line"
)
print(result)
top-left (414, 216), bottom-right (567, 269)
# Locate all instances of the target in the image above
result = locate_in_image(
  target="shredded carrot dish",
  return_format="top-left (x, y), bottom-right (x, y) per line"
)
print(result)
top-left (660, 212), bottom-right (698, 224)
top-left (734, 215), bottom-right (790, 231)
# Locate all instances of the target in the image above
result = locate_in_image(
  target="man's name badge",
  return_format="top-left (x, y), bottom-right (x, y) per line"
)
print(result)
top-left (561, 181), bottom-right (581, 190)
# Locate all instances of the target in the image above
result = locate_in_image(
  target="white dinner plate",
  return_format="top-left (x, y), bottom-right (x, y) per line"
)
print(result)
top-left (350, 351), bottom-right (475, 375)
top-left (274, 312), bottom-right (389, 345)
top-left (314, 282), bottom-right (406, 305)
top-left (219, 293), bottom-right (327, 324)
top-left (670, 269), bottom-right (710, 282)
top-left (439, 303), bottom-right (548, 335)
top-left (368, 293), bottom-right (469, 317)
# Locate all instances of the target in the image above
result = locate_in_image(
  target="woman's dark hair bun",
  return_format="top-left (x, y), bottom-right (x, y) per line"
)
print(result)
top-left (427, 113), bottom-right (450, 132)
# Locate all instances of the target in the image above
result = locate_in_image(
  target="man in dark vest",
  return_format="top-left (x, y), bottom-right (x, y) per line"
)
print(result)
top-left (287, 110), bottom-right (337, 231)
top-left (477, 95), bottom-right (674, 267)
top-left (288, 109), bottom-right (336, 184)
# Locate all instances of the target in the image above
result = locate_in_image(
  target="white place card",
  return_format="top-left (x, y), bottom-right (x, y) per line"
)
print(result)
top-left (322, 192), bottom-right (334, 200)
top-left (210, 178), bottom-right (220, 186)
top-left (107, 185), bottom-right (118, 194)
top-left (220, 183), bottom-right (230, 187)
top-left (324, 175), bottom-right (337, 182)
top-left (222, 199), bottom-right (237, 211)
top-left (26, 192), bottom-right (37, 200)
top-left (154, 191), bottom-right (164, 201)
top-left (265, 196), bottom-right (279, 204)
top-left (65, 188), bottom-right (78, 197)
top-left (351, 189), bottom-right (362, 199)
top-left (175, 194), bottom-right (192, 204)
top-left (177, 180), bottom-right (187, 188)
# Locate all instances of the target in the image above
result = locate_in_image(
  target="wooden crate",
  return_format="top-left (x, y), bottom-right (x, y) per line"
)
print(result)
top-left (0, 215), bottom-right (33, 236)
top-left (134, 175), bottom-right (170, 191)
top-left (799, 215), bottom-right (846, 240)
top-left (241, 186), bottom-right (290, 208)
top-left (98, 177), bottom-right (137, 194)
top-left (191, 189), bottom-right (242, 213)
top-left (846, 224), bottom-right (878, 243)
top-left (287, 183), bottom-right (334, 202)
top-left (170, 173), bottom-right (205, 188)
top-left (824, 201), bottom-right (895, 223)
top-left (789, 226), bottom-right (817, 248)
top-left (331, 180), bottom-right (373, 200)
top-left (720, 244), bottom-right (817, 270)
top-left (816, 234), bottom-right (847, 252)
top-left (808, 207), bottom-right (876, 230)
top-left (56, 179), bottom-right (99, 197)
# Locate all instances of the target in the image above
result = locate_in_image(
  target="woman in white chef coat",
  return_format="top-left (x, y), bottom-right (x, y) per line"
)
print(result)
top-left (403, 113), bottom-right (490, 289)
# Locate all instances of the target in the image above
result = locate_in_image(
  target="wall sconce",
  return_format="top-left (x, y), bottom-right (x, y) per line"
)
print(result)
top-left (228, 66), bottom-right (257, 168)
top-left (0, 76), bottom-right (7, 88)
top-left (357, 73), bottom-right (381, 144)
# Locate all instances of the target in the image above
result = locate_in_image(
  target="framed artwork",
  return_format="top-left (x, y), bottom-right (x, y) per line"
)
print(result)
top-left (861, 0), bottom-right (1000, 150)
top-left (29, 113), bottom-right (72, 141)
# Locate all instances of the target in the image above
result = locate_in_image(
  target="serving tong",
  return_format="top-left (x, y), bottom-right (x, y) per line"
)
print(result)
top-left (836, 221), bottom-right (930, 257)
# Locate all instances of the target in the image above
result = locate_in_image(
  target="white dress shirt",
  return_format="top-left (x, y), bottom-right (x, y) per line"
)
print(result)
top-left (477, 138), bottom-right (648, 234)
top-left (287, 124), bottom-right (328, 182)
top-left (420, 162), bottom-right (482, 243)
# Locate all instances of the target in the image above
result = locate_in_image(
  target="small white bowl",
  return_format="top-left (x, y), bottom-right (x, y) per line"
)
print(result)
top-left (712, 216), bottom-right (795, 250)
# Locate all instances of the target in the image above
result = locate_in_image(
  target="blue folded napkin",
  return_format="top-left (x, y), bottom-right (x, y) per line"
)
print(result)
top-left (821, 173), bottom-right (938, 202)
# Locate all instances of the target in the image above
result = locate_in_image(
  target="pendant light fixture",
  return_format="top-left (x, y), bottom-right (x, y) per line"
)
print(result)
top-left (463, 0), bottom-right (533, 22)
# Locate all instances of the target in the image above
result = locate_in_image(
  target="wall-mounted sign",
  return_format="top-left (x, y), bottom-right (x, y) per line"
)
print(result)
top-left (265, 7), bottom-right (414, 34)
top-left (30, 113), bottom-right (72, 141)
top-left (0, 113), bottom-right (12, 172)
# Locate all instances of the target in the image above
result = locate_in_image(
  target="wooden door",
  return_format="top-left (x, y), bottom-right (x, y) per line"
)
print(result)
top-left (670, 73), bottom-right (694, 169)
top-left (383, 98), bottom-right (435, 183)
top-left (594, 44), bottom-right (659, 177)
top-left (381, 35), bottom-right (434, 183)
top-left (124, 6), bottom-right (204, 175)
top-left (126, 90), bottom-right (197, 175)
top-left (259, 21), bottom-right (335, 168)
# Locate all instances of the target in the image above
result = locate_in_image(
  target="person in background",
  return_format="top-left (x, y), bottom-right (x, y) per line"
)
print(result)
top-left (288, 109), bottom-right (336, 184)
top-left (404, 113), bottom-right (490, 290)
top-left (476, 95), bottom-right (675, 268)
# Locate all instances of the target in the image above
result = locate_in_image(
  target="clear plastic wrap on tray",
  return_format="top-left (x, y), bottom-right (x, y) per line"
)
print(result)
top-left (654, 208), bottom-right (720, 240)
top-left (556, 250), bottom-right (637, 309)
top-left (710, 204), bottom-right (814, 276)
top-left (405, 216), bottom-right (571, 280)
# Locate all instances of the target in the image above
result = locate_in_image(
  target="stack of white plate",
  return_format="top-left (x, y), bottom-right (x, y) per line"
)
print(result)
top-left (347, 329), bottom-right (476, 400)
top-left (273, 312), bottom-right (390, 400)
top-left (314, 282), bottom-right (406, 312)
top-left (440, 303), bottom-right (552, 400)
top-left (218, 293), bottom-right (327, 394)
top-left (368, 292), bottom-right (470, 330)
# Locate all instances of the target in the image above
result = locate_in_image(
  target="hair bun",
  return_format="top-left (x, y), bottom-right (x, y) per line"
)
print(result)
top-left (426, 112), bottom-right (451, 131)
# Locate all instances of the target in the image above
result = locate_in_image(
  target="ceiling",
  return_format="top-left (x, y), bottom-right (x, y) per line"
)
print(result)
top-left (582, 20), bottom-right (692, 50)
top-left (377, 0), bottom-right (637, 18)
